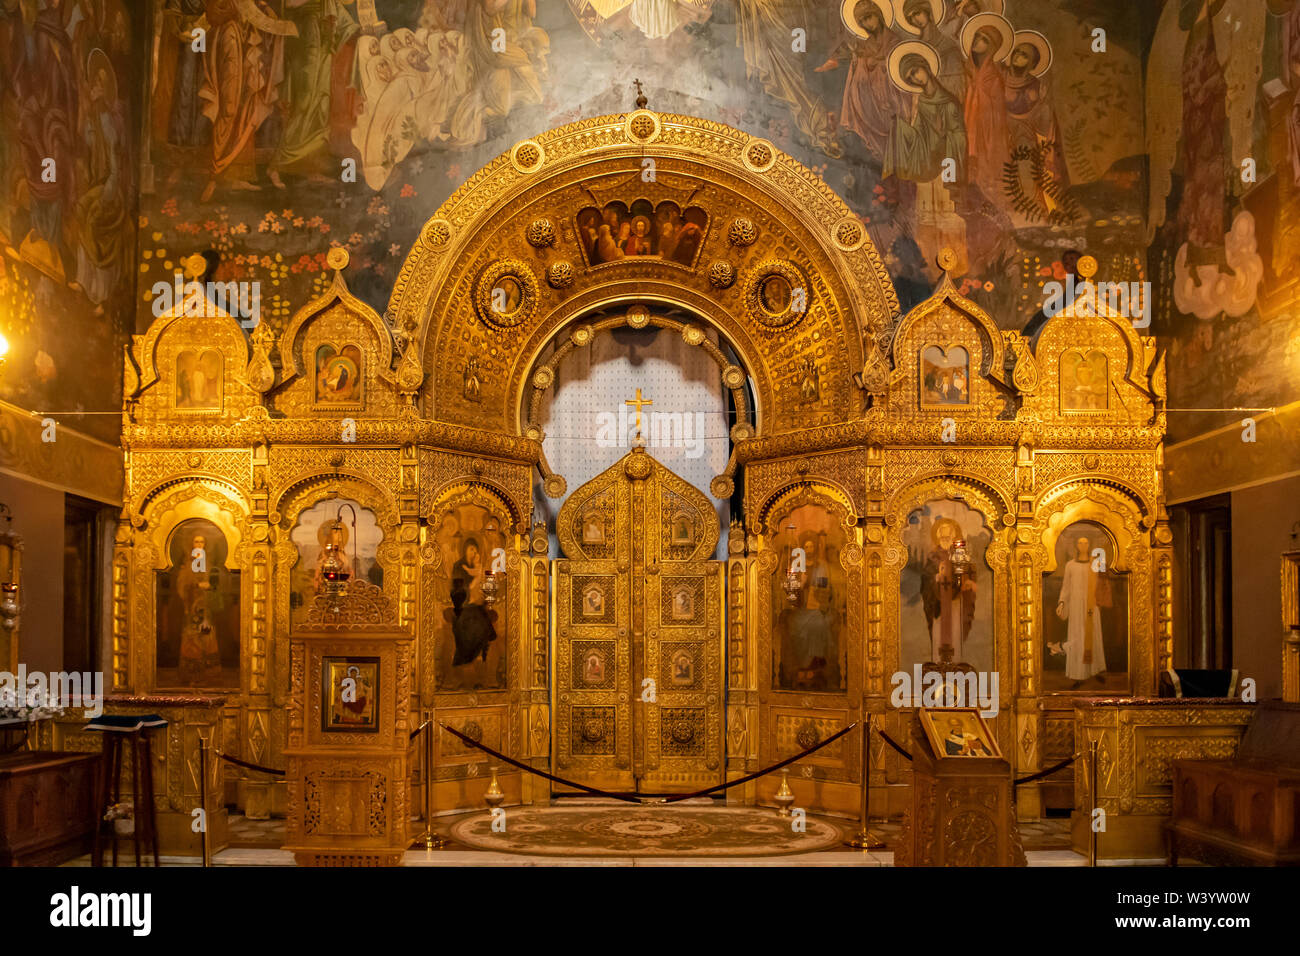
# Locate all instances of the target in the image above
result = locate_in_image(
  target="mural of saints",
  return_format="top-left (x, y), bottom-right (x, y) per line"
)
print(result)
top-left (196, 0), bottom-right (298, 203)
top-left (155, 518), bottom-right (240, 688)
top-left (1001, 30), bottom-right (1069, 224)
top-left (884, 41), bottom-right (968, 271)
top-left (815, 0), bottom-right (904, 157)
top-left (959, 13), bottom-right (1013, 216)
top-left (895, 0), bottom-right (964, 101)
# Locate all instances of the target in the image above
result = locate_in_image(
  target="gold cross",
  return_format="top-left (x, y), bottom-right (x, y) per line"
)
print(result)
top-left (625, 388), bottom-right (653, 434)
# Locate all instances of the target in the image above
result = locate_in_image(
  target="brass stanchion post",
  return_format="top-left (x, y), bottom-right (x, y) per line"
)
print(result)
top-left (845, 716), bottom-right (885, 849)
top-left (1088, 738), bottom-right (1099, 867)
top-left (420, 709), bottom-right (449, 849)
top-left (199, 737), bottom-right (211, 867)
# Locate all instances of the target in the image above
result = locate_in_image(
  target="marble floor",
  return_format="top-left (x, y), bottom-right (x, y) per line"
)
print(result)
top-left (62, 806), bottom-right (1151, 867)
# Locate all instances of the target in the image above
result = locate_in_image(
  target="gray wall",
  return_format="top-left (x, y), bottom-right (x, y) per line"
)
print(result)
top-left (0, 472), bottom-right (66, 675)
top-left (1231, 475), bottom-right (1300, 701)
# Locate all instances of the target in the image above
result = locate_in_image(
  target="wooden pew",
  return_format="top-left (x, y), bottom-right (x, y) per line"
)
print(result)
top-left (1168, 701), bottom-right (1300, 866)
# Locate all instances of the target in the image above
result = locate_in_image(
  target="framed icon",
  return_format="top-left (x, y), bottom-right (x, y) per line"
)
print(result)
top-left (918, 706), bottom-right (1000, 758)
top-left (583, 650), bottom-right (606, 685)
top-left (670, 649), bottom-right (695, 686)
top-left (322, 656), bottom-right (380, 733)
top-left (670, 585), bottom-right (695, 621)
top-left (670, 513), bottom-right (695, 546)
top-left (582, 583), bottom-right (606, 618)
top-left (582, 513), bottom-right (606, 545)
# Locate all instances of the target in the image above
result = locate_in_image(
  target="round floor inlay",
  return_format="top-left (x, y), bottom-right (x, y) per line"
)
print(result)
top-left (447, 804), bottom-right (844, 858)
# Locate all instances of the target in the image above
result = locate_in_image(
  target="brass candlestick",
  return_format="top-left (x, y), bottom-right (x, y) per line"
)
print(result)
top-left (774, 768), bottom-right (795, 817)
top-left (845, 716), bottom-right (885, 849)
top-left (483, 766), bottom-right (505, 809)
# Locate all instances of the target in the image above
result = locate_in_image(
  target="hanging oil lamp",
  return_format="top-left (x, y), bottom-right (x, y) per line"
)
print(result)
top-left (950, 537), bottom-right (972, 587)
top-left (782, 526), bottom-right (803, 606)
top-left (0, 582), bottom-right (18, 633)
top-left (481, 569), bottom-right (500, 607)
top-left (319, 541), bottom-right (350, 608)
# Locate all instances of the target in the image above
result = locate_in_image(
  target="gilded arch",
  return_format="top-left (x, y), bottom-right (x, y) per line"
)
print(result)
top-left (389, 113), bottom-right (899, 437)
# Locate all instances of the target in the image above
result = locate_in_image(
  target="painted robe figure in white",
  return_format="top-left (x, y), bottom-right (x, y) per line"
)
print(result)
top-left (1055, 535), bottom-right (1109, 684)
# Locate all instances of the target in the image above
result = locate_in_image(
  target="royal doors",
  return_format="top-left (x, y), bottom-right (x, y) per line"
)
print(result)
top-left (553, 447), bottom-right (725, 792)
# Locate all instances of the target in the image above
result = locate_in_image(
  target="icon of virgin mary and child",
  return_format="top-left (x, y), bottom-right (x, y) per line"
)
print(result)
top-left (445, 537), bottom-right (499, 667)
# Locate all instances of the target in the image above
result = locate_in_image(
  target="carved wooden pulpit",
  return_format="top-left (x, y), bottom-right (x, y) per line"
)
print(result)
top-left (895, 708), bottom-right (1025, 867)
top-left (284, 582), bottom-right (413, 866)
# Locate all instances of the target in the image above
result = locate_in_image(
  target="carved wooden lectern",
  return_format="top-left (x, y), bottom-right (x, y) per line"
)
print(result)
top-left (283, 582), bottom-right (413, 866)
top-left (895, 708), bottom-right (1025, 867)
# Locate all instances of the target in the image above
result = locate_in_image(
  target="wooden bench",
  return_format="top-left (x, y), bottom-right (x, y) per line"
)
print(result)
top-left (1168, 701), bottom-right (1300, 866)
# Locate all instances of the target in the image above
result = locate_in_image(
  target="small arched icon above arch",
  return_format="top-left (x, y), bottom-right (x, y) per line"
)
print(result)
top-left (886, 273), bottom-right (1010, 417)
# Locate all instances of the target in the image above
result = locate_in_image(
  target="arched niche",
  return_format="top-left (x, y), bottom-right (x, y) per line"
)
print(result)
top-left (274, 261), bottom-right (406, 418)
top-left (271, 477), bottom-right (402, 638)
top-left (755, 482), bottom-right (861, 701)
top-left (518, 306), bottom-right (756, 505)
top-left (1032, 483), bottom-right (1152, 697)
top-left (130, 293), bottom-right (259, 424)
top-left (882, 477), bottom-right (1014, 704)
top-left (883, 281), bottom-right (1012, 419)
top-left (421, 480), bottom-right (520, 701)
top-left (1026, 292), bottom-right (1161, 423)
top-left (387, 112), bottom-right (899, 437)
top-left (136, 481), bottom-right (251, 694)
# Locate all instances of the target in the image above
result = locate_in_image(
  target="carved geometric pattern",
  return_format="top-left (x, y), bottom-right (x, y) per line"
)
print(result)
top-left (1139, 735), bottom-right (1241, 792)
top-left (571, 707), bottom-right (616, 756)
top-left (660, 707), bottom-right (707, 757)
top-left (303, 770), bottom-right (387, 837)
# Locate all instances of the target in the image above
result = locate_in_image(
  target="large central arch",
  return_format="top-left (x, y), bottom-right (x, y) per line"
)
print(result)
top-left (388, 110), bottom-right (899, 439)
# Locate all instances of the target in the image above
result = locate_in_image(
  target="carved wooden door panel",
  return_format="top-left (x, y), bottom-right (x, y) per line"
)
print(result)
top-left (553, 448), bottom-right (724, 793)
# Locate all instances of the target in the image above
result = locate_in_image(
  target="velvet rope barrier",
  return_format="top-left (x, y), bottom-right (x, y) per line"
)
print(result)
top-left (438, 722), bottom-right (641, 803)
top-left (877, 729), bottom-right (913, 762)
top-left (1013, 755), bottom-right (1075, 786)
top-left (438, 720), bottom-right (858, 804)
top-left (661, 722), bottom-right (856, 803)
top-left (214, 750), bottom-right (286, 777)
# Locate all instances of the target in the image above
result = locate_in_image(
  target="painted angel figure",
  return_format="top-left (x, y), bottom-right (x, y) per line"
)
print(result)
top-left (1146, 0), bottom-right (1268, 291)
top-left (571, 0), bottom-right (714, 40)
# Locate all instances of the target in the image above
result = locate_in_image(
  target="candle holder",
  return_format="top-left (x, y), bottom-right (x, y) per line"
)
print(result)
top-left (481, 572), bottom-right (501, 607)
top-left (483, 766), bottom-right (505, 809)
top-left (0, 582), bottom-right (18, 632)
top-left (950, 537), bottom-right (972, 587)
top-left (319, 542), bottom-right (350, 609)
top-left (774, 768), bottom-right (796, 817)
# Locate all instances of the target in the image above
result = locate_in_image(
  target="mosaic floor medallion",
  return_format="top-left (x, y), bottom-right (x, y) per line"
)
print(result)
top-left (447, 804), bottom-right (845, 857)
